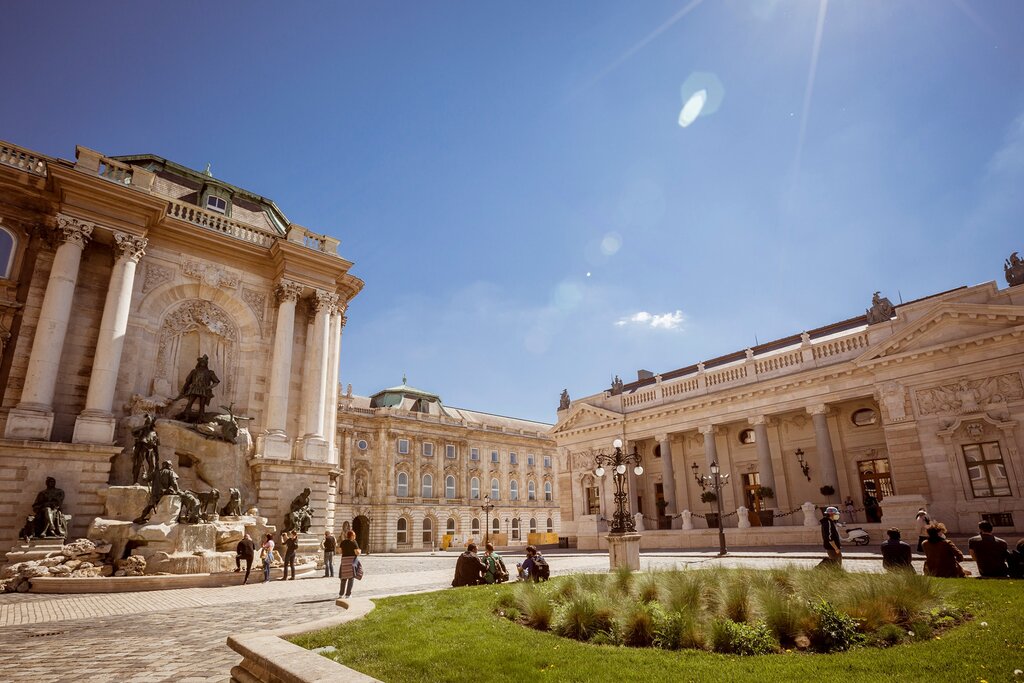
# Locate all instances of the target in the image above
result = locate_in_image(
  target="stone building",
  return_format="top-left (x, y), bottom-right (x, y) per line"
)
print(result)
top-left (0, 140), bottom-right (361, 549)
top-left (334, 380), bottom-right (560, 552)
top-left (552, 274), bottom-right (1024, 547)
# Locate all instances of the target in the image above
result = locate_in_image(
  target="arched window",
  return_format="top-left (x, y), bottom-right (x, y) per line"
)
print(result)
top-left (544, 481), bottom-right (552, 501)
top-left (446, 517), bottom-right (456, 535)
top-left (396, 472), bottom-right (409, 497)
top-left (471, 517), bottom-right (480, 533)
top-left (528, 480), bottom-right (536, 500)
top-left (492, 517), bottom-right (500, 532)
top-left (0, 226), bottom-right (15, 279)
top-left (530, 518), bottom-right (537, 533)
top-left (511, 518), bottom-right (520, 540)
top-left (510, 480), bottom-right (519, 500)
top-left (422, 473), bottom-right (433, 498)
top-left (422, 517), bottom-right (433, 544)
top-left (491, 478), bottom-right (500, 500)
top-left (445, 475), bottom-right (456, 499)
top-left (470, 477), bottom-right (480, 500)
top-left (546, 517), bottom-right (553, 533)
top-left (397, 517), bottom-right (408, 544)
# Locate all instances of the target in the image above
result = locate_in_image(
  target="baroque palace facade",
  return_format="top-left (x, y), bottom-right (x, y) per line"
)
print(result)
top-left (552, 270), bottom-right (1024, 547)
top-left (0, 139), bottom-right (559, 553)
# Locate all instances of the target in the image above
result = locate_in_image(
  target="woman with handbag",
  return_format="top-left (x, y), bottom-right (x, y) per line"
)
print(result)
top-left (260, 533), bottom-right (275, 583)
top-left (339, 530), bottom-right (361, 598)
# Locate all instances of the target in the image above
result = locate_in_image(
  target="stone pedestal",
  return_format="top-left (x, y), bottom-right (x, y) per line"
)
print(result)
top-left (606, 532), bottom-right (641, 571)
top-left (300, 437), bottom-right (329, 462)
top-left (878, 494), bottom-right (929, 529)
top-left (4, 406), bottom-right (55, 441)
top-left (151, 495), bottom-right (183, 525)
top-left (257, 433), bottom-right (292, 460)
top-left (802, 501), bottom-right (818, 527)
top-left (71, 411), bottom-right (116, 445)
top-left (100, 485), bottom-right (150, 520)
top-left (3, 538), bottom-right (65, 566)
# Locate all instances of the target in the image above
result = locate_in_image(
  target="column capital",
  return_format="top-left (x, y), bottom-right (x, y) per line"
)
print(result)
top-left (698, 424), bottom-right (718, 436)
top-left (806, 404), bottom-right (830, 416)
top-left (275, 280), bottom-right (303, 303)
top-left (113, 232), bottom-right (147, 263)
top-left (655, 433), bottom-right (671, 444)
top-left (748, 415), bottom-right (772, 427)
top-left (55, 213), bottom-right (95, 248)
top-left (312, 289), bottom-right (340, 313)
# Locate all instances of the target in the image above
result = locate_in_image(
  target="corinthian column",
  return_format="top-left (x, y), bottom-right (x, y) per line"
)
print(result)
top-left (808, 404), bottom-right (840, 497)
top-left (301, 289), bottom-right (336, 460)
top-left (699, 424), bottom-right (719, 466)
top-left (73, 232), bottom-right (147, 444)
top-left (322, 303), bottom-right (344, 463)
top-left (6, 215), bottom-right (94, 440)
top-left (656, 434), bottom-right (676, 515)
top-left (749, 416), bottom-right (777, 496)
top-left (258, 280), bottom-right (302, 459)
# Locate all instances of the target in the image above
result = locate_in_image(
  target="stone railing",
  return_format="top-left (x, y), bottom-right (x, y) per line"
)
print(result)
top-left (0, 141), bottom-right (47, 176)
top-left (601, 327), bottom-right (873, 413)
top-left (97, 156), bottom-right (135, 185)
top-left (166, 198), bottom-right (277, 247)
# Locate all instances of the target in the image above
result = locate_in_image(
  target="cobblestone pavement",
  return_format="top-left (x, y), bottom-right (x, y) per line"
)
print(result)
top-left (0, 549), bottom-right (972, 682)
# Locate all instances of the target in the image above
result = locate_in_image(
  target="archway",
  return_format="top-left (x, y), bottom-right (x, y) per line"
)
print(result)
top-left (352, 515), bottom-right (370, 554)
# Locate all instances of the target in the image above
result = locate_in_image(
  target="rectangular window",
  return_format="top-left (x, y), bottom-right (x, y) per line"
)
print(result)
top-left (543, 455), bottom-right (552, 468)
top-left (491, 450), bottom-right (499, 463)
top-left (510, 452), bottom-right (518, 465)
top-left (206, 196), bottom-right (227, 213)
top-left (527, 453), bottom-right (535, 466)
top-left (470, 448), bottom-right (479, 461)
top-left (585, 486), bottom-right (600, 515)
top-left (445, 444), bottom-right (456, 459)
top-left (422, 442), bottom-right (434, 457)
top-left (962, 442), bottom-right (1011, 498)
top-left (398, 439), bottom-right (409, 455)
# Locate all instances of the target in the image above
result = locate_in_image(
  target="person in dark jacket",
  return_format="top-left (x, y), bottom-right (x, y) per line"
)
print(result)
top-left (818, 506), bottom-right (842, 568)
top-left (321, 530), bottom-right (338, 578)
top-left (1009, 539), bottom-right (1024, 579)
top-left (880, 527), bottom-right (914, 572)
top-left (280, 530), bottom-right (298, 581)
top-left (923, 523), bottom-right (967, 578)
top-left (968, 520), bottom-right (1010, 578)
top-left (452, 543), bottom-right (486, 587)
top-left (338, 530), bottom-right (361, 598)
top-left (234, 533), bottom-right (256, 584)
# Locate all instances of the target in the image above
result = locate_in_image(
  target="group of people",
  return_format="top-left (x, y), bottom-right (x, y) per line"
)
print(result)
top-left (230, 528), bottom-right (362, 596)
top-left (821, 504), bottom-right (1024, 578)
top-left (452, 543), bottom-right (550, 587)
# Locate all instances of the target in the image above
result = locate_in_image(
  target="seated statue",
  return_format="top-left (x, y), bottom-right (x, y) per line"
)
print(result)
top-left (133, 460), bottom-right (182, 524)
top-left (220, 487), bottom-right (243, 517)
top-left (31, 477), bottom-right (68, 539)
top-left (283, 487), bottom-right (314, 534)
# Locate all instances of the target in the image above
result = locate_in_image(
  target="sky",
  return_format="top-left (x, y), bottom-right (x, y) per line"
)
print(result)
top-left (3, 1), bottom-right (1023, 424)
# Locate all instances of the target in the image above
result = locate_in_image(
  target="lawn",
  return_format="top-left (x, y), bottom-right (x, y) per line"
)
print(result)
top-left (291, 573), bottom-right (1024, 683)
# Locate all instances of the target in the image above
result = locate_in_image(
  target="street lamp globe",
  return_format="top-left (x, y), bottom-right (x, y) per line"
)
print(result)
top-left (634, 465), bottom-right (644, 476)
top-left (612, 438), bottom-right (622, 449)
top-left (615, 464), bottom-right (626, 475)
top-left (595, 466), bottom-right (605, 477)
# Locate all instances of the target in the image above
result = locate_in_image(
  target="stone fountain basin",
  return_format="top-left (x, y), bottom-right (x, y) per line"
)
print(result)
top-left (27, 560), bottom-right (317, 593)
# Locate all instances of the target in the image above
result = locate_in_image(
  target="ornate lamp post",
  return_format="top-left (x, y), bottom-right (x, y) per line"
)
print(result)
top-left (795, 448), bottom-right (811, 480)
top-left (481, 495), bottom-right (495, 546)
top-left (594, 438), bottom-right (644, 533)
top-left (695, 461), bottom-right (731, 556)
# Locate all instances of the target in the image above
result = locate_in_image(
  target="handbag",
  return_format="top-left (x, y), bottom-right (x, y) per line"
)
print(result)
top-left (353, 556), bottom-right (364, 580)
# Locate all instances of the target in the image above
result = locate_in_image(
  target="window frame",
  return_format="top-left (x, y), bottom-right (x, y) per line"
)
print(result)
top-left (470, 477), bottom-right (480, 500)
top-left (396, 517), bottom-right (408, 544)
top-left (543, 455), bottom-right (552, 468)
top-left (527, 453), bottom-right (535, 466)
top-left (445, 475), bottom-right (456, 499)
top-left (421, 473), bottom-right (433, 498)
top-left (491, 450), bottom-right (500, 463)
top-left (445, 444), bottom-right (456, 459)
top-left (528, 480), bottom-right (536, 501)
top-left (510, 452), bottom-right (518, 465)
top-left (0, 226), bottom-right (16, 279)
top-left (398, 438), bottom-right (410, 455)
top-left (490, 478), bottom-right (500, 500)
top-left (544, 481), bottom-right (553, 502)
top-left (206, 195), bottom-right (228, 213)
top-left (510, 480), bottom-right (519, 500)
top-left (470, 447), bottom-right (480, 461)
top-left (962, 441), bottom-right (1012, 498)
top-left (396, 471), bottom-right (409, 497)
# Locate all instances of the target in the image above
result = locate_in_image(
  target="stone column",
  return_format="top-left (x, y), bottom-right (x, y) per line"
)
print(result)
top-left (5, 215), bottom-right (94, 440)
top-left (322, 303), bottom-right (344, 463)
top-left (301, 290), bottom-right (336, 460)
top-left (749, 416), bottom-right (777, 496)
top-left (625, 440), bottom-right (638, 517)
top-left (73, 232), bottom-right (147, 444)
top-left (258, 280), bottom-right (302, 459)
top-left (808, 404), bottom-right (840, 497)
top-left (699, 425), bottom-right (719, 466)
top-left (656, 434), bottom-right (676, 515)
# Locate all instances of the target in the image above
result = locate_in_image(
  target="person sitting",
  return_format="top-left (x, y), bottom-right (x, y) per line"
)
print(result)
top-left (1008, 539), bottom-right (1024, 579)
top-left (880, 527), bottom-right (914, 572)
top-left (516, 545), bottom-right (550, 582)
top-left (482, 543), bottom-right (508, 584)
top-left (922, 523), bottom-right (967, 578)
top-left (968, 520), bottom-right (1010, 578)
top-left (452, 543), bottom-right (486, 587)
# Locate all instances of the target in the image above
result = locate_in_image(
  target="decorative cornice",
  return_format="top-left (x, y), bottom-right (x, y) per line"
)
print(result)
top-left (113, 232), bottom-right (147, 263)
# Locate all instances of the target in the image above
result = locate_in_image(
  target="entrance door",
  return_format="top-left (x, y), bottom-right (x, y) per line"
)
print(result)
top-left (742, 473), bottom-right (762, 526)
top-left (352, 515), bottom-right (370, 554)
top-left (857, 458), bottom-right (894, 523)
top-left (654, 483), bottom-right (670, 529)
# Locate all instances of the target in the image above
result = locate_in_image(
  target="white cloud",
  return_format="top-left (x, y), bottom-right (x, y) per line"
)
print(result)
top-left (615, 310), bottom-right (685, 330)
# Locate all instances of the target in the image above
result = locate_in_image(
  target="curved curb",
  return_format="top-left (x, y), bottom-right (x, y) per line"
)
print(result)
top-left (227, 597), bottom-right (380, 682)
top-left (28, 562), bottom-right (318, 593)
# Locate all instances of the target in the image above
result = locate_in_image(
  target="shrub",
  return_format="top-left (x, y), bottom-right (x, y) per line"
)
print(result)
top-left (656, 609), bottom-right (706, 650)
top-left (710, 619), bottom-right (778, 655)
top-left (809, 599), bottom-right (863, 652)
top-left (757, 588), bottom-right (812, 647)
top-left (552, 593), bottom-right (615, 641)
top-left (577, 572), bottom-right (609, 595)
top-left (617, 601), bottom-right (662, 647)
top-left (723, 575), bottom-right (752, 623)
top-left (517, 585), bottom-right (554, 630)
top-left (611, 565), bottom-right (634, 596)
top-left (869, 623), bottom-right (906, 648)
top-left (634, 571), bottom-right (661, 603)
top-left (554, 575), bottom-right (578, 601)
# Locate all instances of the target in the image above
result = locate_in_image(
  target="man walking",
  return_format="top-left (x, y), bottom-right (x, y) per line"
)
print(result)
top-left (322, 529), bottom-right (337, 578)
top-left (819, 506), bottom-right (842, 568)
top-left (235, 533), bottom-right (255, 584)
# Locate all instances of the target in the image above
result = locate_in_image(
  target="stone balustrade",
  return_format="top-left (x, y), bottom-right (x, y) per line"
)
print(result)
top-left (0, 140), bottom-right (47, 176)
top-left (166, 198), bottom-right (277, 247)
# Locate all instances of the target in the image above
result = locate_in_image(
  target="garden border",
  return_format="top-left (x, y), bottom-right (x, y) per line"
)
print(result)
top-left (226, 597), bottom-right (381, 683)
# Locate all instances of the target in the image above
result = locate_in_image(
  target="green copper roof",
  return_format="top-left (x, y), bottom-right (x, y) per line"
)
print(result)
top-left (369, 376), bottom-right (442, 408)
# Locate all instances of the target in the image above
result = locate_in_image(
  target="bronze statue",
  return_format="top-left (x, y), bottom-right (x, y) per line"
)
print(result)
top-left (131, 413), bottom-right (160, 484)
top-left (134, 460), bottom-right (182, 524)
top-left (178, 490), bottom-right (202, 524)
top-left (176, 354), bottom-right (220, 421)
top-left (193, 489), bottom-right (220, 521)
top-left (30, 477), bottom-right (68, 539)
top-left (220, 487), bottom-right (242, 516)
top-left (192, 403), bottom-right (252, 442)
top-left (610, 375), bottom-right (624, 396)
top-left (866, 291), bottom-right (896, 324)
top-left (1006, 251), bottom-right (1024, 287)
top-left (283, 487), bottom-right (314, 533)
top-left (559, 389), bottom-right (570, 411)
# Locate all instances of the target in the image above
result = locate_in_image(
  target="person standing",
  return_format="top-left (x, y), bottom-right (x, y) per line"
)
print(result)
top-left (281, 530), bottom-right (298, 581)
top-left (914, 509), bottom-right (930, 553)
top-left (338, 529), bottom-right (361, 598)
top-left (968, 520), bottom-right (1010, 578)
top-left (819, 506), bottom-right (842, 568)
top-left (235, 533), bottom-right (256, 584)
top-left (322, 530), bottom-right (337, 578)
top-left (261, 533), bottom-right (275, 583)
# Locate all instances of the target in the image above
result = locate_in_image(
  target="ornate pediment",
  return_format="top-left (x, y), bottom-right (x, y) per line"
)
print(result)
top-left (549, 403), bottom-right (622, 436)
top-left (855, 303), bottom-right (1024, 365)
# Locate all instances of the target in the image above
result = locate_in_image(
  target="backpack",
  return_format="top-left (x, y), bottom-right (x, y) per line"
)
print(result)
top-left (495, 556), bottom-right (510, 583)
top-left (532, 554), bottom-right (550, 581)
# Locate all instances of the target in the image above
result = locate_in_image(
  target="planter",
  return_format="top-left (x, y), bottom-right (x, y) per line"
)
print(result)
top-left (757, 510), bottom-right (775, 527)
top-left (704, 513), bottom-right (720, 528)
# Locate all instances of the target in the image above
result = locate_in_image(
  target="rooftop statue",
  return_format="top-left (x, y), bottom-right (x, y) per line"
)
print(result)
top-left (610, 375), bottom-right (624, 396)
top-left (865, 291), bottom-right (896, 325)
top-left (558, 389), bottom-right (570, 411)
top-left (131, 413), bottom-right (160, 484)
top-left (175, 354), bottom-right (220, 422)
top-left (1005, 251), bottom-right (1024, 287)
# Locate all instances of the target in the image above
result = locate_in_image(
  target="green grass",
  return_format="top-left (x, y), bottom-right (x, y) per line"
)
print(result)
top-left (291, 576), bottom-right (1024, 683)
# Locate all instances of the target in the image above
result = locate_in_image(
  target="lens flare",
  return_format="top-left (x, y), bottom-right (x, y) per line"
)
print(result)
top-left (678, 88), bottom-right (707, 127)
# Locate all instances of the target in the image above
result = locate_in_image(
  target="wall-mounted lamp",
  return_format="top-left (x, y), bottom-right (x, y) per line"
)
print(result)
top-left (691, 461), bottom-right (705, 489)
top-left (795, 448), bottom-right (811, 481)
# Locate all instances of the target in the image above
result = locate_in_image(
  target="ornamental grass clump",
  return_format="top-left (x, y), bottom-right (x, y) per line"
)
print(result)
top-left (616, 601), bottom-right (662, 647)
top-left (517, 584), bottom-right (554, 631)
top-left (611, 565), bottom-right (634, 596)
top-left (634, 570), bottom-right (661, 603)
top-left (552, 592), bottom-right (615, 641)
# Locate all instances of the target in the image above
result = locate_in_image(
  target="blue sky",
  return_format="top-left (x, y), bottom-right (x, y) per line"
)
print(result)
top-left (4, 1), bottom-right (1023, 423)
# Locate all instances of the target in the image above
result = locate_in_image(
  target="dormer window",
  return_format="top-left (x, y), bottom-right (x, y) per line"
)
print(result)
top-left (206, 195), bottom-right (227, 213)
